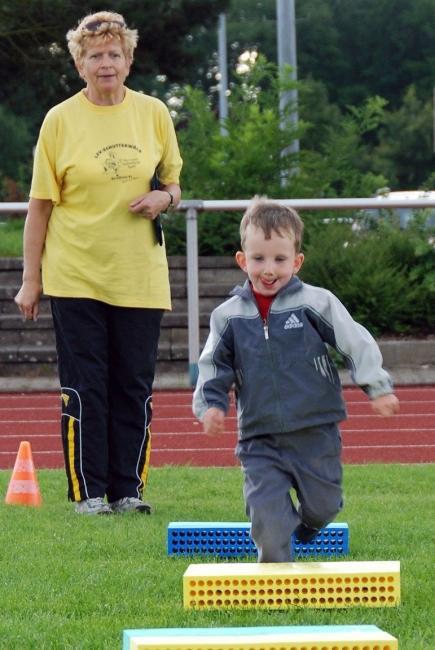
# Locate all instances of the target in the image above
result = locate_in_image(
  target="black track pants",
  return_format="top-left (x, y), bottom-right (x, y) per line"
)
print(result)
top-left (51, 297), bottom-right (163, 502)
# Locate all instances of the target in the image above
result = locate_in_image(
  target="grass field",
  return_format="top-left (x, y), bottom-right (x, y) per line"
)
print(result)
top-left (0, 464), bottom-right (434, 649)
top-left (0, 217), bottom-right (24, 257)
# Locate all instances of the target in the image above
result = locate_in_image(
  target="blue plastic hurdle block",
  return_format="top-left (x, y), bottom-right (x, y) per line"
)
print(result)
top-left (123, 624), bottom-right (398, 649)
top-left (294, 523), bottom-right (349, 557)
top-left (167, 522), bottom-right (348, 558)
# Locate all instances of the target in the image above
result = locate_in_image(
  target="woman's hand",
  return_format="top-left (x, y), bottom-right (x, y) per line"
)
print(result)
top-left (15, 280), bottom-right (43, 321)
top-left (129, 190), bottom-right (171, 220)
top-left (14, 197), bottom-right (52, 322)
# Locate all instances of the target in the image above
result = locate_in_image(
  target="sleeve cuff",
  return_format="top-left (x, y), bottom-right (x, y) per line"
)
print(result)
top-left (365, 379), bottom-right (394, 399)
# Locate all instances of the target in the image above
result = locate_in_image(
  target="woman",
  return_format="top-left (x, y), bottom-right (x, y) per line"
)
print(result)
top-left (14, 11), bottom-right (182, 515)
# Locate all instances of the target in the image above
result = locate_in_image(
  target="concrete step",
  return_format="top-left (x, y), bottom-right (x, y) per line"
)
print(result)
top-left (0, 339), bottom-right (196, 365)
top-left (2, 365), bottom-right (435, 392)
top-left (0, 297), bottom-right (225, 318)
top-left (0, 296), bottom-right (51, 315)
top-left (0, 276), bottom-right (241, 300)
top-left (1, 339), bottom-right (434, 384)
top-left (0, 326), bottom-right (211, 347)
top-left (0, 311), bottom-right (213, 330)
top-left (1, 257), bottom-right (434, 389)
top-left (0, 359), bottom-right (192, 390)
top-left (376, 338), bottom-right (435, 368)
top-left (0, 313), bottom-right (53, 328)
top-left (0, 256), bottom-right (245, 284)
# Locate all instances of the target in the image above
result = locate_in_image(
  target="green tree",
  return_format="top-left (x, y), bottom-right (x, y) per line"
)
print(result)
top-left (0, 0), bottom-right (230, 203)
top-left (0, 0), bottom-right (230, 131)
top-left (178, 0), bottom-right (435, 189)
top-left (371, 86), bottom-right (435, 188)
top-left (178, 58), bottom-right (304, 201)
top-left (0, 105), bottom-right (32, 200)
top-left (166, 59), bottom-right (387, 254)
top-left (222, 0), bottom-right (435, 109)
top-left (301, 220), bottom-right (435, 336)
top-left (172, 58), bottom-right (304, 254)
top-left (286, 95), bottom-right (388, 201)
top-left (328, 0), bottom-right (435, 108)
top-left (147, 0), bottom-right (435, 117)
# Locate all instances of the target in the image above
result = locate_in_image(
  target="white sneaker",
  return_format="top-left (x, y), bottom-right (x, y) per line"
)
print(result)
top-left (75, 497), bottom-right (112, 515)
top-left (110, 497), bottom-right (152, 514)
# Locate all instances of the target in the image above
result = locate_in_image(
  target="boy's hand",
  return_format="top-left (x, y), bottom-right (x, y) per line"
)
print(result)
top-left (371, 393), bottom-right (400, 416)
top-left (203, 407), bottom-right (225, 436)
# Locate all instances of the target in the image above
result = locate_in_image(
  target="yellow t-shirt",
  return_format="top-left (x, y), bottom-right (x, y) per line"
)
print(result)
top-left (30, 88), bottom-right (182, 308)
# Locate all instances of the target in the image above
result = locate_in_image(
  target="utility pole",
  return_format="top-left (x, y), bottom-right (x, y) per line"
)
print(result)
top-left (276, 0), bottom-right (299, 177)
top-left (218, 13), bottom-right (228, 135)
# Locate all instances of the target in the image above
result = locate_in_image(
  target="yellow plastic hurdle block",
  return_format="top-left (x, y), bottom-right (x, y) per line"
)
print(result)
top-left (183, 561), bottom-right (400, 610)
top-left (123, 624), bottom-right (398, 649)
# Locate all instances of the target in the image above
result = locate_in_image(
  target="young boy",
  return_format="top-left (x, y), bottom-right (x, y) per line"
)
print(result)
top-left (193, 197), bottom-right (399, 562)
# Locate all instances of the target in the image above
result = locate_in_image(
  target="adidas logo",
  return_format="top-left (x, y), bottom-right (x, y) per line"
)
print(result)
top-left (284, 313), bottom-right (303, 329)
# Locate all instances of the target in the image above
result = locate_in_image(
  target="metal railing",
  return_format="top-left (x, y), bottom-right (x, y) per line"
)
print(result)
top-left (2, 197), bottom-right (435, 384)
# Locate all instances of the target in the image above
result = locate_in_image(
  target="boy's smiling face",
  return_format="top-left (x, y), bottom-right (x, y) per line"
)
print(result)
top-left (235, 224), bottom-right (304, 297)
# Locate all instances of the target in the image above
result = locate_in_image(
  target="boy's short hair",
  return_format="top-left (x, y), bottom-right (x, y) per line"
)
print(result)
top-left (240, 196), bottom-right (304, 252)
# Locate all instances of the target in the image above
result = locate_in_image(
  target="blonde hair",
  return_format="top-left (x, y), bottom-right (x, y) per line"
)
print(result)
top-left (66, 11), bottom-right (138, 63)
top-left (240, 196), bottom-right (304, 252)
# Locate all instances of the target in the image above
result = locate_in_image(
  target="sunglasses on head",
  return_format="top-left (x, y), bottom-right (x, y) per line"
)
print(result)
top-left (83, 19), bottom-right (125, 32)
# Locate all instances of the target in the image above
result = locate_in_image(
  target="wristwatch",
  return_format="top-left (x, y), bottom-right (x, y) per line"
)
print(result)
top-left (163, 190), bottom-right (174, 210)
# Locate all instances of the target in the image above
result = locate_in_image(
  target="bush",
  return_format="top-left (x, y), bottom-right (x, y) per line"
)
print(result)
top-left (300, 219), bottom-right (434, 336)
top-left (0, 217), bottom-right (25, 257)
top-left (164, 59), bottom-right (387, 256)
top-left (0, 106), bottom-right (32, 200)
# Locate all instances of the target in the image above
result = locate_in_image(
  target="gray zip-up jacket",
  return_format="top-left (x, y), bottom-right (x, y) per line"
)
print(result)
top-left (193, 276), bottom-right (393, 439)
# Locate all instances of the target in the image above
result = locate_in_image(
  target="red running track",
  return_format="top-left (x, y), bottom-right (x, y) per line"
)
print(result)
top-left (0, 386), bottom-right (434, 469)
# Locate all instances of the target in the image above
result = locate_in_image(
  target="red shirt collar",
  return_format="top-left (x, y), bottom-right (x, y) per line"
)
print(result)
top-left (251, 285), bottom-right (275, 320)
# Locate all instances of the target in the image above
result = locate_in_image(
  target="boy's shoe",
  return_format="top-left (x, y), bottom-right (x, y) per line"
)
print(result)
top-left (110, 497), bottom-right (152, 514)
top-left (294, 522), bottom-right (320, 544)
top-left (75, 497), bottom-right (113, 515)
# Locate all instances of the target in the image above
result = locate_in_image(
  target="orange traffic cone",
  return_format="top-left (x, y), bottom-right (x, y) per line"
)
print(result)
top-left (5, 440), bottom-right (42, 507)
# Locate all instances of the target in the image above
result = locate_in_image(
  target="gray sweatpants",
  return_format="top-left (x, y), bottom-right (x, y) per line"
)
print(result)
top-left (235, 423), bottom-right (343, 562)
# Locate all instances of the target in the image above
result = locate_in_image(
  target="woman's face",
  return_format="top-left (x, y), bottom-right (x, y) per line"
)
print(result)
top-left (76, 39), bottom-right (131, 101)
